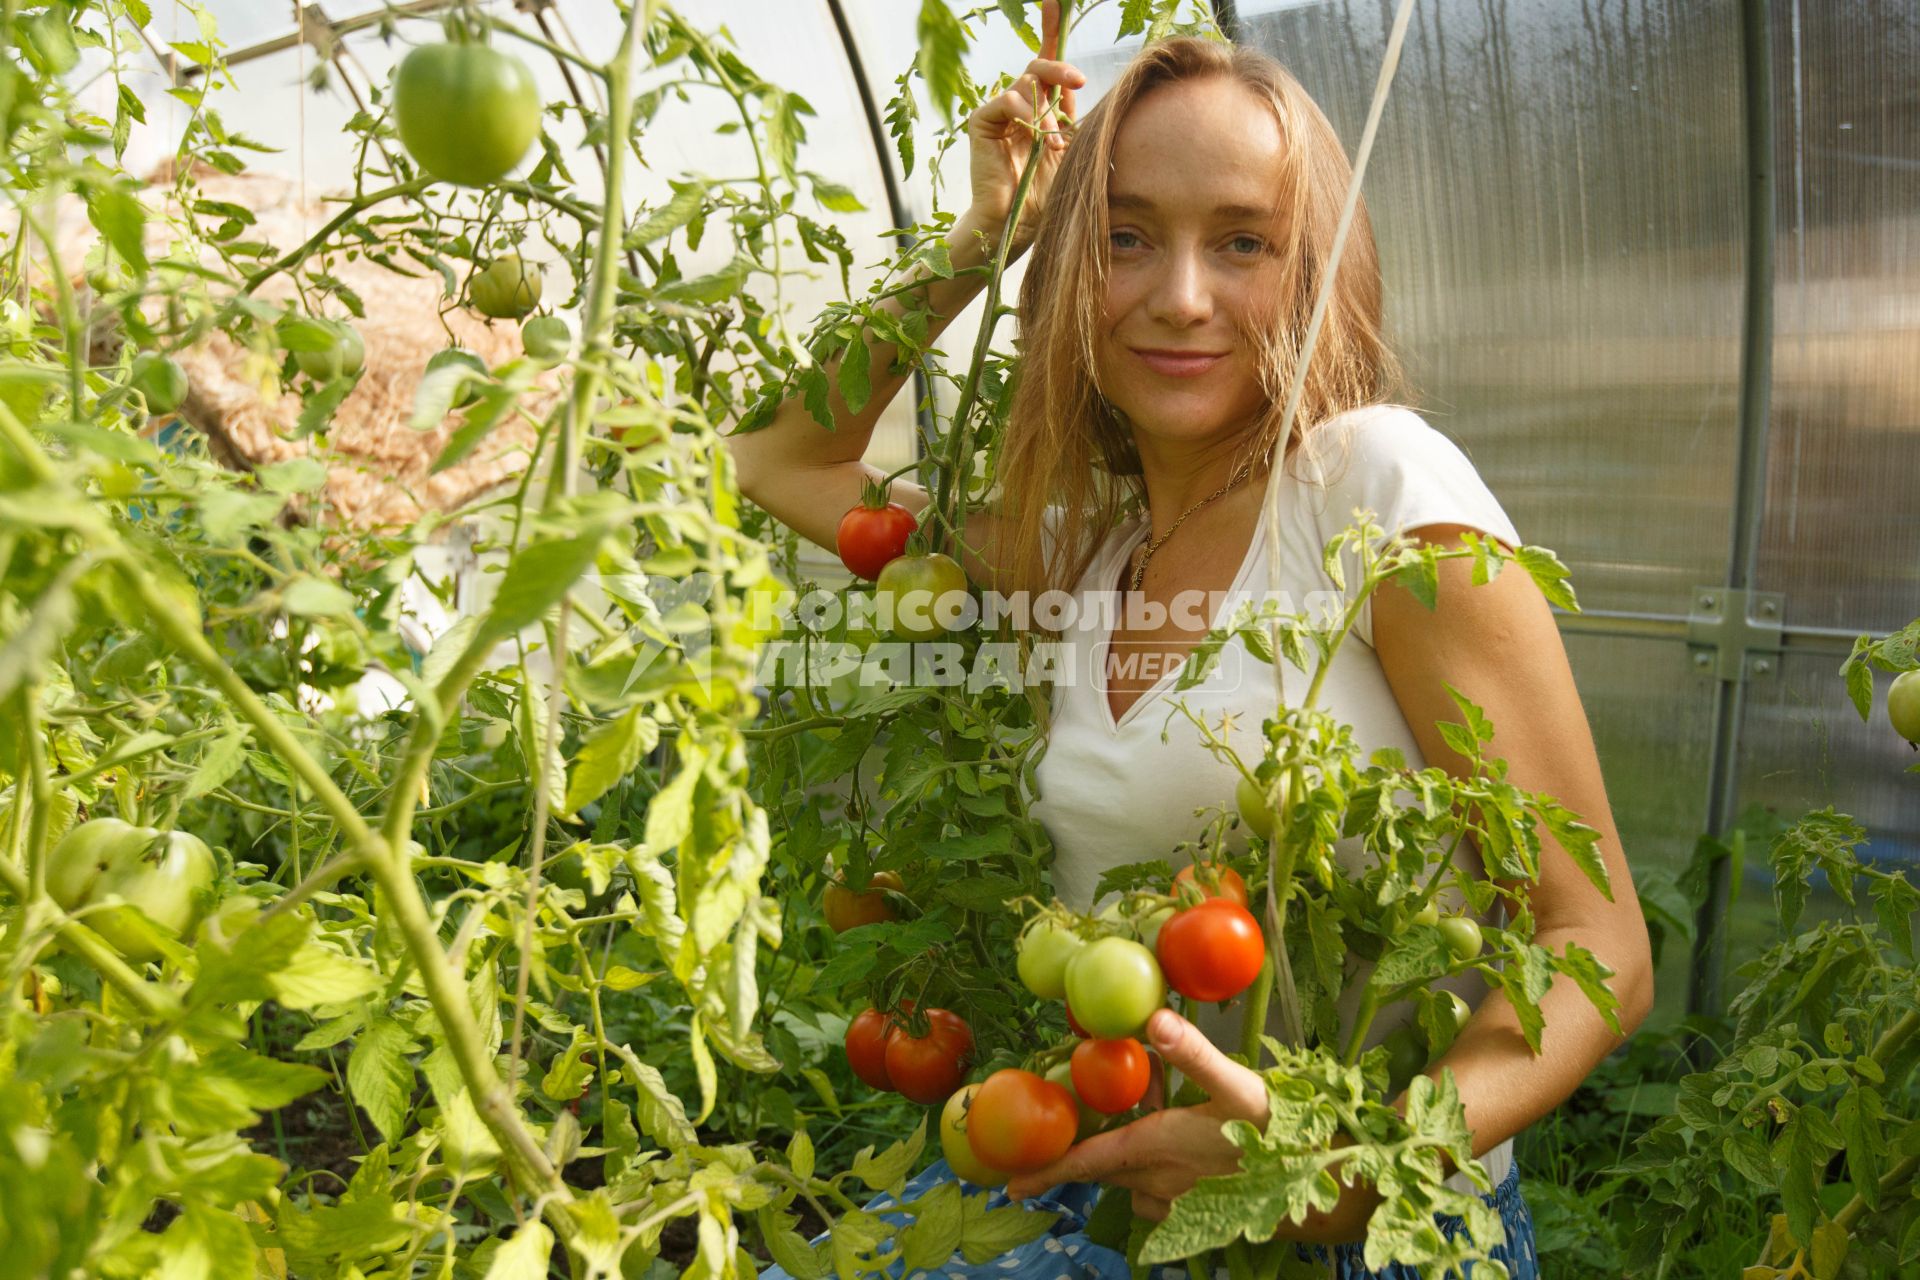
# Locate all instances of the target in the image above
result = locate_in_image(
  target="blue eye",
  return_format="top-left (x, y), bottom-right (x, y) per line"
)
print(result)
top-left (1110, 230), bottom-right (1142, 251)
top-left (1228, 234), bottom-right (1265, 255)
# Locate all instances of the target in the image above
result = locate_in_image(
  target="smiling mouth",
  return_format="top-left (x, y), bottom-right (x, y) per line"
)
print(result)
top-left (1132, 349), bottom-right (1228, 378)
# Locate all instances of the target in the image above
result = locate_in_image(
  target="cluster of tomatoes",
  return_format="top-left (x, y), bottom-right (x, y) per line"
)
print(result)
top-left (835, 487), bottom-right (969, 642)
top-left (833, 859), bottom-right (1270, 1187)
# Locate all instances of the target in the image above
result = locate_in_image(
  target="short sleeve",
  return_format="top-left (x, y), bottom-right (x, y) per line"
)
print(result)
top-left (1307, 407), bottom-right (1522, 649)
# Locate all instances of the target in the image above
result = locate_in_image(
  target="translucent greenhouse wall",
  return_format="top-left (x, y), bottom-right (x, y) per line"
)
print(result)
top-left (133, 0), bottom-right (1917, 1032)
top-left (1225, 0), bottom-right (1919, 1029)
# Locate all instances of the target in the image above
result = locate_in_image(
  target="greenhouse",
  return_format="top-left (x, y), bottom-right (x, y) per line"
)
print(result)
top-left (1, 0), bottom-right (1915, 1277)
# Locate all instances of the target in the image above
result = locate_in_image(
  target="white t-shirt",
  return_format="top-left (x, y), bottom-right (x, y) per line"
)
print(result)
top-left (1029, 404), bottom-right (1522, 1194)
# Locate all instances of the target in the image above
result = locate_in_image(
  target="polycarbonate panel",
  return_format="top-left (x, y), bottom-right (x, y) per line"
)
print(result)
top-left (1236, 0), bottom-right (1749, 618)
top-left (1757, 0), bottom-right (1920, 634)
top-left (1720, 648), bottom-right (1920, 981)
top-left (1562, 633), bottom-right (1722, 1029)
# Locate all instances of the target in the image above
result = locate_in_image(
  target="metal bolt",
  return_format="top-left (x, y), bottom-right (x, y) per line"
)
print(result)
top-left (1693, 652), bottom-right (1712, 669)
top-left (1760, 600), bottom-right (1777, 616)
top-left (1752, 658), bottom-right (1773, 676)
top-left (1700, 594), bottom-right (1717, 610)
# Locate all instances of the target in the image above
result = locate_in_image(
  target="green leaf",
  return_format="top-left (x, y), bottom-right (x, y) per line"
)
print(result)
top-left (269, 941), bottom-right (381, 1009)
top-left (810, 177), bottom-right (865, 213)
top-left (850, 1116), bottom-right (927, 1199)
top-left (86, 186), bottom-right (149, 274)
top-left (483, 1221), bottom-right (555, 1280)
top-left (481, 527), bottom-right (612, 644)
top-left (758, 1209), bottom-right (828, 1280)
top-left (628, 1058), bottom-right (698, 1151)
top-left (181, 725), bottom-right (249, 800)
top-left (255, 456), bottom-right (330, 493)
top-left (281, 574), bottom-right (356, 619)
top-left (837, 331), bottom-right (872, 415)
top-left (563, 707), bottom-right (660, 818)
top-left (917, 0), bottom-right (967, 126)
top-left (957, 1193), bottom-right (1058, 1264)
top-left (1550, 941), bottom-right (1623, 1035)
top-left (627, 180), bottom-right (708, 248)
top-left (886, 74), bottom-right (918, 177)
top-left (900, 1180), bottom-right (964, 1269)
top-left (997, 0), bottom-right (1040, 50)
top-left (347, 1016), bottom-right (418, 1143)
top-left (654, 254), bottom-right (752, 305)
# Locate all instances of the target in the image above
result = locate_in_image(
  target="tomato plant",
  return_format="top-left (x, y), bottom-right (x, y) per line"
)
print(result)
top-left (845, 1008), bottom-right (895, 1092)
top-left (875, 550), bottom-right (968, 640)
top-left (883, 1007), bottom-right (973, 1104)
top-left (1064, 936), bottom-right (1165, 1039)
top-left (837, 482), bottom-right (919, 580)
top-left (392, 41), bottom-right (542, 187)
top-left (965, 1068), bottom-right (1078, 1174)
top-left (823, 868), bottom-right (904, 933)
top-left (45, 819), bottom-right (217, 962)
top-left (1070, 1036), bottom-right (1150, 1114)
top-left (940, 1084), bottom-right (1008, 1187)
top-left (1016, 918), bottom-right (1084, 999)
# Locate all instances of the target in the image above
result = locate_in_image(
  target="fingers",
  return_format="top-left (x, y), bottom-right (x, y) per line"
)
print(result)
top-left (1023, 58), bottom-right (1083, 125)
top-left (1146, 1009), bottom-right (1270, 1124)
top-left (1131, 1189), bottom-right (1172, 1222)
top-left (1042, 0), bottom-right (1060, 60)
top-left (1004, 1115), bottom-right (1159, 1200)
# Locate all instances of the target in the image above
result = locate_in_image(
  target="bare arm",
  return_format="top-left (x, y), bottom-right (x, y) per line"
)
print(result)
top-left (725, 23), bottom-right (1083, 594)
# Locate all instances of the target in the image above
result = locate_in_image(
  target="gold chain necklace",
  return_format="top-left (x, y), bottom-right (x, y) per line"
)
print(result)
top-left (1126, 460), bottom-right (1255, 591)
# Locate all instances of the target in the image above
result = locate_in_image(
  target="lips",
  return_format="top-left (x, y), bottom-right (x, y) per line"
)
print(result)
top-left (1132, 348), bottom-right (1227, 378)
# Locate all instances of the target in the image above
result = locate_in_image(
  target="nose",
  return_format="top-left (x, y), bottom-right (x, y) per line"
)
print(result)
top-left (1146, 243), bottom-right (1212, 329)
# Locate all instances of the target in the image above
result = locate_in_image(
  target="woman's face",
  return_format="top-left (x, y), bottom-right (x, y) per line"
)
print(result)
top-left (1094, 75), bottom-right (1287, 455)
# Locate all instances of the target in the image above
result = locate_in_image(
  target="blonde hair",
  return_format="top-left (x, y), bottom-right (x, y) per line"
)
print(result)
top-left (991, 36), bottom-right (1405, 617)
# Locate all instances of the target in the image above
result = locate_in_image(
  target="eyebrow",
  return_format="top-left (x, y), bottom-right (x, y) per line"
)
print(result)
top-left (1108, 192), bottom-right (1273, 221)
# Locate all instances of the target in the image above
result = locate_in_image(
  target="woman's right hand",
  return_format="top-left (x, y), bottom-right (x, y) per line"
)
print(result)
top-left (965, 0), bottom-right (1085, 251)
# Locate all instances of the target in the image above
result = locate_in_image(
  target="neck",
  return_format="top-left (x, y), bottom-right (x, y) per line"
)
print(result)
top-left (1134, 435), bottom-right (1267, 537)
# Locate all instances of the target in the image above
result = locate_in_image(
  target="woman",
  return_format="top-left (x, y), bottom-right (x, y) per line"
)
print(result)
top-left (732, 5), bottom-right (1653, 1275)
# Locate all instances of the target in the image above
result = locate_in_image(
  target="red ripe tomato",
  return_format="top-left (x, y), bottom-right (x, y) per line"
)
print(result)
top-left (823, 869), bottom-right (904, 933)
top-left (845, 1008), bottom-right (894, 1092)
top-left (884, 1007), bottom-right (973, 1104)
top-left (965, 1068), bottom-right (1078, 1174)
top-left (837, 494), bottom-right (919, 581)
top-left (1155, 899), bottom-right (1265, 1003)
top-left (1070, 1037), bottom-right (1150, 1114)
top-left (1173, 863), bottom-right (1248, 908)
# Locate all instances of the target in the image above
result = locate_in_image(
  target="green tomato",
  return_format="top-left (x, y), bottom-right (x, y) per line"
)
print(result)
top-left (1437, 990), bottom-right (1472, 1037)
top-left (521, 315), bottom-right (571, 360)
top-left (1410, 901), bottom-right (1440, 928)
top-left (46, 818), bottom-right (217, 962)
top-left (875, 552), bottom-right (970, 641)
top-left (424, 347), bottom-right (488, 409)
top-left (1043, 1059), bottom-right (1106, 1141)
top-left (129, 353), bottom-right (188, 414)
top-left (1063, 936), bottom-right (1165, 1040)
top-left (1438, 916), bottom-right (1484, 963)
top-left (1017, 921), bottom-right (1084, 1000)
top-left (1379, 1024), bottom-right (1430, 1097)
top-left (392, 42), bottom-right (542, 187)
top-left (1235, 771), bottom-right (1288, 841)
top-left (290, 319), bottom-right (365, 381)
top-left (940, 1084), bottom-right (1008, 1187)
top-left (1137, 905), bottom-right (1175, 952)
top-left (1889, 670), bottom-right (1920, 745)
top-left (469, 254), bottom-right (543, 319)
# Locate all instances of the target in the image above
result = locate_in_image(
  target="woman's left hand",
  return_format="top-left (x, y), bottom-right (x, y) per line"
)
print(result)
top-left (1004, 1008), bottom-right (1382, 1242)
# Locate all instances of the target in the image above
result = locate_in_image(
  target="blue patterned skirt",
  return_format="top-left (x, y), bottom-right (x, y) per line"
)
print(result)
top-left (760, 1155), bottom-right (1539, 1279)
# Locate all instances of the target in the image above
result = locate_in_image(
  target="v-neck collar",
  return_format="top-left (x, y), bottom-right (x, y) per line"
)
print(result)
top-left (1096, 459), bottom-right (1285, 734)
